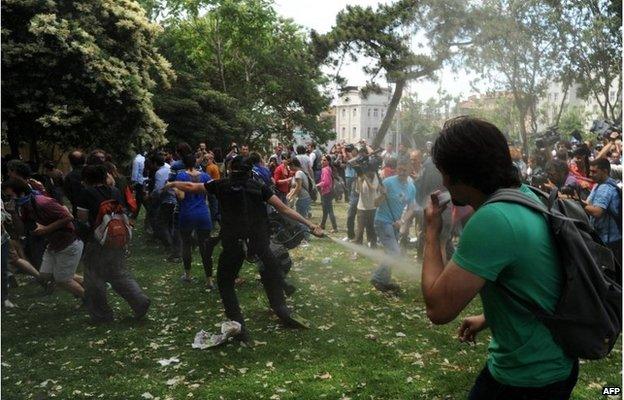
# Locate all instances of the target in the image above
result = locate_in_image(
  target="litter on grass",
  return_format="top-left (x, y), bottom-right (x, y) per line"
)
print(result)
top-left (192, 321), bottom-right (241, 349)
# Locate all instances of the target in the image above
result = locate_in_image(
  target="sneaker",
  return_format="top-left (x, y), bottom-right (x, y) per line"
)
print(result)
top-left (342, 237), bottom-right (350, 242)
top-left (180, 274), bottom-right (192, 283)
top-left (350, 252), bottom-right (358, 261)
top-left (299, 240), bottom-right (309, 248)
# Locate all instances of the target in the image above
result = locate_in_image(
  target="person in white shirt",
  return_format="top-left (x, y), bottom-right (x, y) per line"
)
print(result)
top-left (131, 152), bottom-right (146, 219)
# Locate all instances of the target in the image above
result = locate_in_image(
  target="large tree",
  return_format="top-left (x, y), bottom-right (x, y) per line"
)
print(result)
top-left (150, 0), bottom-right (333, 150)
top-left (465, 0), bottom-right (564, 157)
top-left (312, 0), bottom-right (473, 149)
top-left (557, 0), bottom-right (622, 122)
top-left (2, 0), bottom-right (174, 162)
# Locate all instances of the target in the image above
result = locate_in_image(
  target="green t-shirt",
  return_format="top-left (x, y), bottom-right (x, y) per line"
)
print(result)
top-left (452, 184), bottom-right (574, 387)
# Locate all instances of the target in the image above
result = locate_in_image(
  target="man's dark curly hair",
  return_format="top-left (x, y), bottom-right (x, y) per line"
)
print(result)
top-left (432, 116), bottom-right (520, 196)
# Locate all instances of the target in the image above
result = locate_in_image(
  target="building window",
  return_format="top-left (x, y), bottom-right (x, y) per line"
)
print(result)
top-left (342, 109), bottom-right (346, 118)
top-left (352, 127), bottom-right (357, 137)
top-left (353, 108), bottom-right (357, 116)
top-left (367, 127), bottom-right (371, 137)
top-left (373, 127), bottom-right (378, 135)
top-left (341, 127), bottom-right (346, 137)
top-left (373, 108), bottom-right (378, 117)
top-left (367, 108), bottom-right (371, 117)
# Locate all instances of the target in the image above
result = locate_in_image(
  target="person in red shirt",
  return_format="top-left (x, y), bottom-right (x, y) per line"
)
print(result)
top-left (273, 153), bottom-right (293, 204)
top-left (4, 178), bottom-right (85, 300)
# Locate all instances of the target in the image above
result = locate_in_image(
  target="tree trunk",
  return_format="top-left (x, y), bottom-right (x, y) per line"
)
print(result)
top-left (372, 78), bottom-right (406, 149)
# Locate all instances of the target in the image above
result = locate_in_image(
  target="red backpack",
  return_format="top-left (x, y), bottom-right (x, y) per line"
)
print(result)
top-left (93, 200), bottom-right (131, 248)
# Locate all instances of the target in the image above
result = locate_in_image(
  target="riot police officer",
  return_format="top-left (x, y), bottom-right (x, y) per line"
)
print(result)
top-left (166, 156), bottom-right (323, 341)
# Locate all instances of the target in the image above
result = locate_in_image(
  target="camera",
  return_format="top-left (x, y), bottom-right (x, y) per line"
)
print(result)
top-left (534, 127), bottom-right (560, 149)
top-left (590, 119), bottom-right (621, 140)
top-left (348, 152), bottom-right (382, 175)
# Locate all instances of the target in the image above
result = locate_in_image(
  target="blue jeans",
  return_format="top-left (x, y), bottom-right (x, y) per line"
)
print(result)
top-left (346, 189), bottom-right (359, 239)
top-left (468, 361), bottom-right (578, 400)
top-left (295, 196), bottom-right (312, 239)
top-left (371, 221), bottom-right (400, 285)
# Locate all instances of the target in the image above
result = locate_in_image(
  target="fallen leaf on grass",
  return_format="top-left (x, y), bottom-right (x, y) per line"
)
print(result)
top-left (315, 372), bottom-right (332, 380)
top-left (141, 393), bottom-right (154, 399)
top-left (157, 357), bottom-right (180, 366)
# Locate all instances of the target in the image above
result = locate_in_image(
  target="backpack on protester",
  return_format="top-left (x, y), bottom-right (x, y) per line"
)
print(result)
top-left (93, 199), bottom-right (132, 249)
top-left (485, 186), bottom-right (622, 360)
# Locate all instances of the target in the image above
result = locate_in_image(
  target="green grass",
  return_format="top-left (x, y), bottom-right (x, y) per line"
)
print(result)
top-left (2, 202), bottom-right (621, 399)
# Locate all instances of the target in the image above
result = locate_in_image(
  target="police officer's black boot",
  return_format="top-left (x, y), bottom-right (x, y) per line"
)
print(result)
top-left (262, 278), bottom-right (308, 329)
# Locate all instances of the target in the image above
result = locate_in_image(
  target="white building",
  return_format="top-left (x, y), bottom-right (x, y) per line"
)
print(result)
top-left (334, 86), bottom-right (398, 147)
top-left (537, 80), bottom-right (621, 131)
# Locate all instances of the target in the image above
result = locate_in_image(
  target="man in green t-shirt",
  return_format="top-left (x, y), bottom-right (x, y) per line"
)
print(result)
top-left (421, 117), bottom-right (578, 399)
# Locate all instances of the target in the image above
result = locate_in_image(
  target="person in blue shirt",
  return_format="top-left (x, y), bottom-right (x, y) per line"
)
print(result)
top-left (174, 154), bottom-right (216, 287)
top-left (371, 159), bottom-right (416, 292)
top-left (585, 157), bottom-right (622, 270)
top-left (249, 152), bottom-right (273, 187)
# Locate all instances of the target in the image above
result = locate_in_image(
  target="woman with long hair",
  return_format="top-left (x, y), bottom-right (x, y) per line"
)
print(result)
top-left (174, 154), bottom-right (215, 288)
top-left (316, 155), bottom-right (337, 233)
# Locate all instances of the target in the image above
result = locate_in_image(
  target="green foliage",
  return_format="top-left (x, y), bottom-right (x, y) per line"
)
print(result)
top-left (152, 0), bottom-right (332, 150)
top-left (1, 0), bottom-right (175, 160)
top-left (397, 95), bottom-right (452, 148)
top-left (465, 95), bottom-right (523, 144)
top-left (557, 0), bottom-right (622, 122)
top-left (466, 0), bottom-right (565, 155)
top-left (313, 0), bottom-right (472, 148)
top-left (558, 106), bottom-right (587, 138)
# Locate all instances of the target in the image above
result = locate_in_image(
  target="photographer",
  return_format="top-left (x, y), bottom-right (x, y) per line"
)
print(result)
top-left (166, 156), bottom-right (323, 342)
top-left (584, 158), bottom-right (622, 269)
top-left (545, 159), bottom-right (584, 200)
top-left (594, 130), bottom-right (623, 180)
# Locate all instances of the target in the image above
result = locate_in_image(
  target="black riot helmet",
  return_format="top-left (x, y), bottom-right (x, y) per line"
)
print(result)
top-left (230, 155), bottom-right (252, 181)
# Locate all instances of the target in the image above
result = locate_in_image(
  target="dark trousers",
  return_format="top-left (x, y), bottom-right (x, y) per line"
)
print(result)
top-left (180, 228), bottom-right (217, 277)
top-left (218, 230), bottom-right (289, 330)
top-left (346, 190), bottom-right (359, 239)
top-left (132, 183), bottom-right (145, 220)
top-left (355, 209), bottom-right (376, 247)
top-left (1, 240), bottom-right (8, 302)
top-left (320, 194), bottom-right (337, 230)
top-left (468, 361), bottom-right (578, 400)
top-left (157, 202), bottom-right (180, 257)
top-left (207, 193), bottom-right (220, 223)
top-left (83, 242), bottom-right (150, 321)
top-left (607, 239), bottom-right (622, 283)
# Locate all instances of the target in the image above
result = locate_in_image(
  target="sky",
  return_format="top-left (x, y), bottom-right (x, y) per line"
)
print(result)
top-left (273, 0), bottom-right (481, 103)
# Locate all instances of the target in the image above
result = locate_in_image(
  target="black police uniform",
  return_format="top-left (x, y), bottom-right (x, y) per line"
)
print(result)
top-left (204, 175), bottom-right (298, 339)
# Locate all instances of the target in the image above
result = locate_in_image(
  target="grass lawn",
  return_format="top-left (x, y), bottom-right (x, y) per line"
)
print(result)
top-left (2, 201), bottom-right (621, 399)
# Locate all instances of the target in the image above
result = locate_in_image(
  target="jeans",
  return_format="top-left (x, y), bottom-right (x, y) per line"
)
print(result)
top-left (295, 196), bottom-right (312, 239)
top-left (345, 176), bottom-right (355, 202)
top-left (157, 202), bottom-right (180, 257)
top-left (371, 221), bottom-right (400, 285)
top-left (468, 361), bottom-right (579, 400)
top-left (355, 209), bottom-right (376, 247)
top-left (346, 190), bottom-right (359, 240)
top-left (320, 194), bottom-right (337, 230)
top-left (180, 228), bottom-right (216, 277)
top-left (83, 242), bottom-right (150, 322)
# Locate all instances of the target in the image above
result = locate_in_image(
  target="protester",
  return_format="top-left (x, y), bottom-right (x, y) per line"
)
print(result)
top-left (63, 151), bottom-right (86, 216)
top-left (371, 159), bottom-right (416, 293)
top-left (286, 158), bottom-right (312, 242)
top-left (585, 158), bottom-right (622, 268)
top-left (4, 178), bottom-right (85, 301)
top-left (173, 154), bottom-right (215, 287)
top-left (308, 142), bottom-right (323, 182)
top-left (273, 153), bottom-right (293, 204)
top-left (353, 167), bottom-right (379, 256)
top-left (316, 155), bottom-right (337, 232)
top-left (166, 156), bottom-right (323, 342)
top-left (152, 153), bottom-right (180, 261)
top-left (131, 150), bottom-right (146, 220)
top-left (422, 116), bottom-right (578, 399)
top-left (77, 164), bottom-right (150, 323)
top-left (295, 145), bottom-right (314, 184)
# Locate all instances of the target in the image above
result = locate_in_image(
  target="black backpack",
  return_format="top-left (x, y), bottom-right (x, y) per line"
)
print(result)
top-left (485, 186), bottom-right (622, 360)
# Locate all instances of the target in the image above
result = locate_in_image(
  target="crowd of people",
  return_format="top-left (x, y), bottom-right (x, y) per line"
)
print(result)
top-left (1, 116), bottom-right (621, 399)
